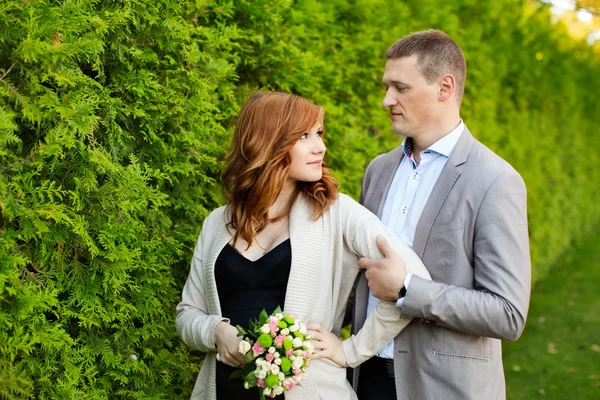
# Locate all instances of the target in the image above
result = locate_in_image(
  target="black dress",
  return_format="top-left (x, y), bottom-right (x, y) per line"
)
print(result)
top-left (214, 239), bottom-right (292, 400)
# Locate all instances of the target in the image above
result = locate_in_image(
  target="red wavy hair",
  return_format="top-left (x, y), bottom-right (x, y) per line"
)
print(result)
top-left (222, 92), bottom-right (339, 247)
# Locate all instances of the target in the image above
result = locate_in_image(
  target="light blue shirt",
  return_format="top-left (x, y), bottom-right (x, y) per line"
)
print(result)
top-left (366, 121), bottom-right (464, 359)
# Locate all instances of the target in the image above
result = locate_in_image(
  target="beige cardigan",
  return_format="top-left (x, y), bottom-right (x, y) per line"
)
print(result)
top-left (176, 194), bottom-right (431, 399)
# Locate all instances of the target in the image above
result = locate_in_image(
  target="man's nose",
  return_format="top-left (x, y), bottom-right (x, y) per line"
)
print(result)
top-left (382, 89), bottom-right (396, 108)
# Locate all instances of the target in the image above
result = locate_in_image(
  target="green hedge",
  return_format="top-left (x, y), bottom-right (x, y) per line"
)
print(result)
top-left (1, 0), bottom-right (598, 398)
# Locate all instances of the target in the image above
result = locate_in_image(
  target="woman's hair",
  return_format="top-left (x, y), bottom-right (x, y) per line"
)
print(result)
top-left (222, 92), bottom-right (338, 247)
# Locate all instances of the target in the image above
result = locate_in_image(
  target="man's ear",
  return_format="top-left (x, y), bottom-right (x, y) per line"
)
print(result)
top-left (438, 74), bottom-right (455, 102)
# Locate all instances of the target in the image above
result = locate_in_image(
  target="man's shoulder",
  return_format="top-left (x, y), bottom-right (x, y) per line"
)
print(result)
top-left (467, 137), bottom-right (524, 183)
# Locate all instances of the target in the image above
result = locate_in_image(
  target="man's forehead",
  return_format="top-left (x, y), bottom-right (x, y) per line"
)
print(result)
top-left (383, 56), bottom-right (421, 82)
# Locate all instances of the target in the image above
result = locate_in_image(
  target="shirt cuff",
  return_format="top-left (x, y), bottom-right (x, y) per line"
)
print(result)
top-left (394, 273), bottom-right (413, 309)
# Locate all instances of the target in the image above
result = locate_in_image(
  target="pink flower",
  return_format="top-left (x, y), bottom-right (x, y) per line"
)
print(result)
top-left (286, 349), bottom-right (293, 357)
top-left (252, 342), bottom-right (265, 357)
top-left (283, 378), bottom-right (296, 391)
top-left (269, 319), bottom-right (278, 333)
top-left (302, 351), bottom-right (309, 358)
top-left (257, 379), bottom-right (265, 388)
top-left (266, 353), bottom-right (274, 362)
top-left (293, 368), bottom-right (302, 375)
top-left (305, 360), bottom-right (311, 367)
top-left (274, 335), bottom-right (285, 346)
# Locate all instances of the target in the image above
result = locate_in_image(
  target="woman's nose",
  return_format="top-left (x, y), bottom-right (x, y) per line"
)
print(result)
top-left (313, 138), bottom-right (326, 154)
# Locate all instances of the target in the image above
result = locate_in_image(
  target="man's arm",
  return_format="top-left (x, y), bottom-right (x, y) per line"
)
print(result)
top-left (404, 170), bottom-right (530, 341)
top-left (363, 170), bottom-right (531, 341)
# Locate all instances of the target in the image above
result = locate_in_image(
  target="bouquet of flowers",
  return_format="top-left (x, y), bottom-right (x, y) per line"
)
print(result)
top-left (230, 306), bottom-right (313, 399)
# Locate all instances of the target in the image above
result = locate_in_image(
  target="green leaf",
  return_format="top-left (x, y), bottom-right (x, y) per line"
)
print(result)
top-left (259, 309), bottom-right (269, 325)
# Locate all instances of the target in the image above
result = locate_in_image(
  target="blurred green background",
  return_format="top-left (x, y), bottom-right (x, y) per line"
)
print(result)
top-left (1, 0), bottom-right (598, 398)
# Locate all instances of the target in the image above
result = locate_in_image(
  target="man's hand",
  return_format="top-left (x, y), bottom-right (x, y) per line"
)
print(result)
top-left (308, 323), bottom-right (348, 367)
top-left (358, 235), bottom-right (407, 302)
top-left (214, 321), bottom-right (246, 368)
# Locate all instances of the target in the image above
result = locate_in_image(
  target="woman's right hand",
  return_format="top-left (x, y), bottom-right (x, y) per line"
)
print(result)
top-left (214, 321), bottom-right (246, 368)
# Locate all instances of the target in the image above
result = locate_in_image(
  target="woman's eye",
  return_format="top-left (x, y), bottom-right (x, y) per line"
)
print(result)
top-left (316, 130), bottom-right (324, 137)
top-left (300, 133), bottom-right (308, 139)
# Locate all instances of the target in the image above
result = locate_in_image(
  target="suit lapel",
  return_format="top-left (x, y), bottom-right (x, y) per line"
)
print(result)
top-left (284, 194), bottom-right (323, 322)
top-left (412, 128), bottom-right (474, 258)
top-left (373, 146), bottom-right (404, 218)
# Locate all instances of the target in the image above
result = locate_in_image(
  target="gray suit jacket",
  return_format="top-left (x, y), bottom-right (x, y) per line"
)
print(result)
top-left (351, 127), bottom-right (531, 400)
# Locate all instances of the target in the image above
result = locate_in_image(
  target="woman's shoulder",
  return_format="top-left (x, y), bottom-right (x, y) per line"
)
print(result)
top-left (204, 205), bottom-right (227, 225)
top-left (197, 206), bottom-right (227, 239)
top-left (331, 193), bottom-right (378, 224)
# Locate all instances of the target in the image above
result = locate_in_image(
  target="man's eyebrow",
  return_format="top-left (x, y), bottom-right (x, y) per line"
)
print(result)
top-left (382, 79), bottom-right (408, 85)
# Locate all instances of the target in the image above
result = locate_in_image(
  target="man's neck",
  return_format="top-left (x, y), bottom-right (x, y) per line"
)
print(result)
top-left (411, 118), bottom-right (461, 161)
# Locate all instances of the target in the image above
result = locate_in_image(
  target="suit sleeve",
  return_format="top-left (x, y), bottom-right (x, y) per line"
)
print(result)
top-left (341, 206), bottom-right (431, 367)
top-left (176, 220), bottom-right (228, 353)
top-left (400, 170), bottom-right (531, 341)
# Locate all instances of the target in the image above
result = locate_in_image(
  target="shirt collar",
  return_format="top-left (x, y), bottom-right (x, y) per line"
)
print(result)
top-left (400, 120), bottom-right (464, 159)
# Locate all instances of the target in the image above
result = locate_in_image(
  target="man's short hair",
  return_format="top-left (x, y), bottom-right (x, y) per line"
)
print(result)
top-left (386, 30), bottom-right (466, 105)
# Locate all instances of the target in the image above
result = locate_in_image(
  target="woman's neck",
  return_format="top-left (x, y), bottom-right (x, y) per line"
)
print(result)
top-left (269, 180), bottom-right (296, 218)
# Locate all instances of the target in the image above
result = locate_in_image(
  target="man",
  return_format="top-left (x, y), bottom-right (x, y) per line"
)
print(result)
top-left (350, 30), bottom-right (531, 400)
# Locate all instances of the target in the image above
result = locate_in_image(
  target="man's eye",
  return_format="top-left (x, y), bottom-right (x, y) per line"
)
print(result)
top-left (396, 86), bottom-right (406, 92)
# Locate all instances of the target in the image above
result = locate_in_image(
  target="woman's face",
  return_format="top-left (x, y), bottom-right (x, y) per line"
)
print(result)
top-left (287, 122), bottom-right (326, 184)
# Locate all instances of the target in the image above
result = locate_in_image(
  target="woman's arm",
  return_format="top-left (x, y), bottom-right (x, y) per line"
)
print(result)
top-left (329, 196), bottom-right (431, 367)
top-left (175, 236), bottom-right (226, 353)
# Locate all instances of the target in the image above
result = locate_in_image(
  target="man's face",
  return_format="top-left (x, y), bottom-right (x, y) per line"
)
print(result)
top-left (381, 55), bottom-right (440, 139)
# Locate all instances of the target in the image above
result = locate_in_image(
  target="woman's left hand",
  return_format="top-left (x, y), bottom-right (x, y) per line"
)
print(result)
top-left (307, 323), bottom-right (348, 367)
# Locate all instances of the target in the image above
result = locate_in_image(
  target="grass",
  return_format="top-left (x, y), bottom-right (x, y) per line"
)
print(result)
top-left (503, 233), bottom-right (600, 399)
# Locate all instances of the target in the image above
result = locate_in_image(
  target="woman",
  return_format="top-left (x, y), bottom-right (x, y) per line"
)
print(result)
top-left (176, 92), bottom-right (430, 399)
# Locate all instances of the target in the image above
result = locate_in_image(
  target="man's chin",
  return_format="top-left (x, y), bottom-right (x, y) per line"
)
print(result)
top-left (391, 125), bottom-right (410, 138)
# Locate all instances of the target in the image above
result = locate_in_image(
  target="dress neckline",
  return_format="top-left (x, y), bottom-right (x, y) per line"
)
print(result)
top-left (227, 238), bottom-right (291, 263)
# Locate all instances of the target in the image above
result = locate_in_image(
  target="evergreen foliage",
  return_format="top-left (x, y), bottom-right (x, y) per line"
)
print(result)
top-left (0, 0), bottom-right (598, 397)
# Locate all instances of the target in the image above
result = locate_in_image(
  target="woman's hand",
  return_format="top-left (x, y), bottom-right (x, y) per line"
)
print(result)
top-left (214, 321), bottom-right (246, 368)
top-left (308, 323), bottom-right (348, 367)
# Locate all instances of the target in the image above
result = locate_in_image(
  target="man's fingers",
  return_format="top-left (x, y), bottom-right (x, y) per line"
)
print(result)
top-left (358, 257), bottom-right (376, 270)
top-left (376, 235), bottom-right (393, 258)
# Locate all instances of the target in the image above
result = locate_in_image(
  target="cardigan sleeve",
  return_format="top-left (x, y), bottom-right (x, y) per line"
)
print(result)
top-left (338, 196), bottom-right (431, 367)
top-left (175, 219), bottom-right (228, 353)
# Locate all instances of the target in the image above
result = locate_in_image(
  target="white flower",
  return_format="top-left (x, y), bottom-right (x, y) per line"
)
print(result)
top-left (273, 385), bottom-right (284, 395)
top-left (273, 352), bottom-right (280, 358)
top-left (261, 362), bottom-right (270, 371)
top-left (280, 328), bottom-right (290, 336)
top-left (244, 382), bottom-right (250, 389)
top-left (264, 387), bottom-right (272, 396)
top-left (274, 358), bottom-right (282, 365)
top-left (292, 357), bottom-right (304, 370)
top-left (299, 323), bottom-right (307, 334)
top-left (268, 346), bottom-right (276, 354)
top-left (260, 324), bottom-right (271, 334)
top-left (289, 324), bottom-right (299, 332)
top-left (239, 340), bottom-right (251, 355)
top-left (294, 373), bottom-right (305, 383)
top-left (270, 364), bottom-right (280, 374)
top-left (278, 372), bottom-right (285, 381)
top-left (292, 337), bottom-right (303, 348)
top-left (257, 370), bottom-right (267, 379)
top-left (303, 341), bottom-right (314, 353)
top-left (275, 313), bottom-right (284, 320)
